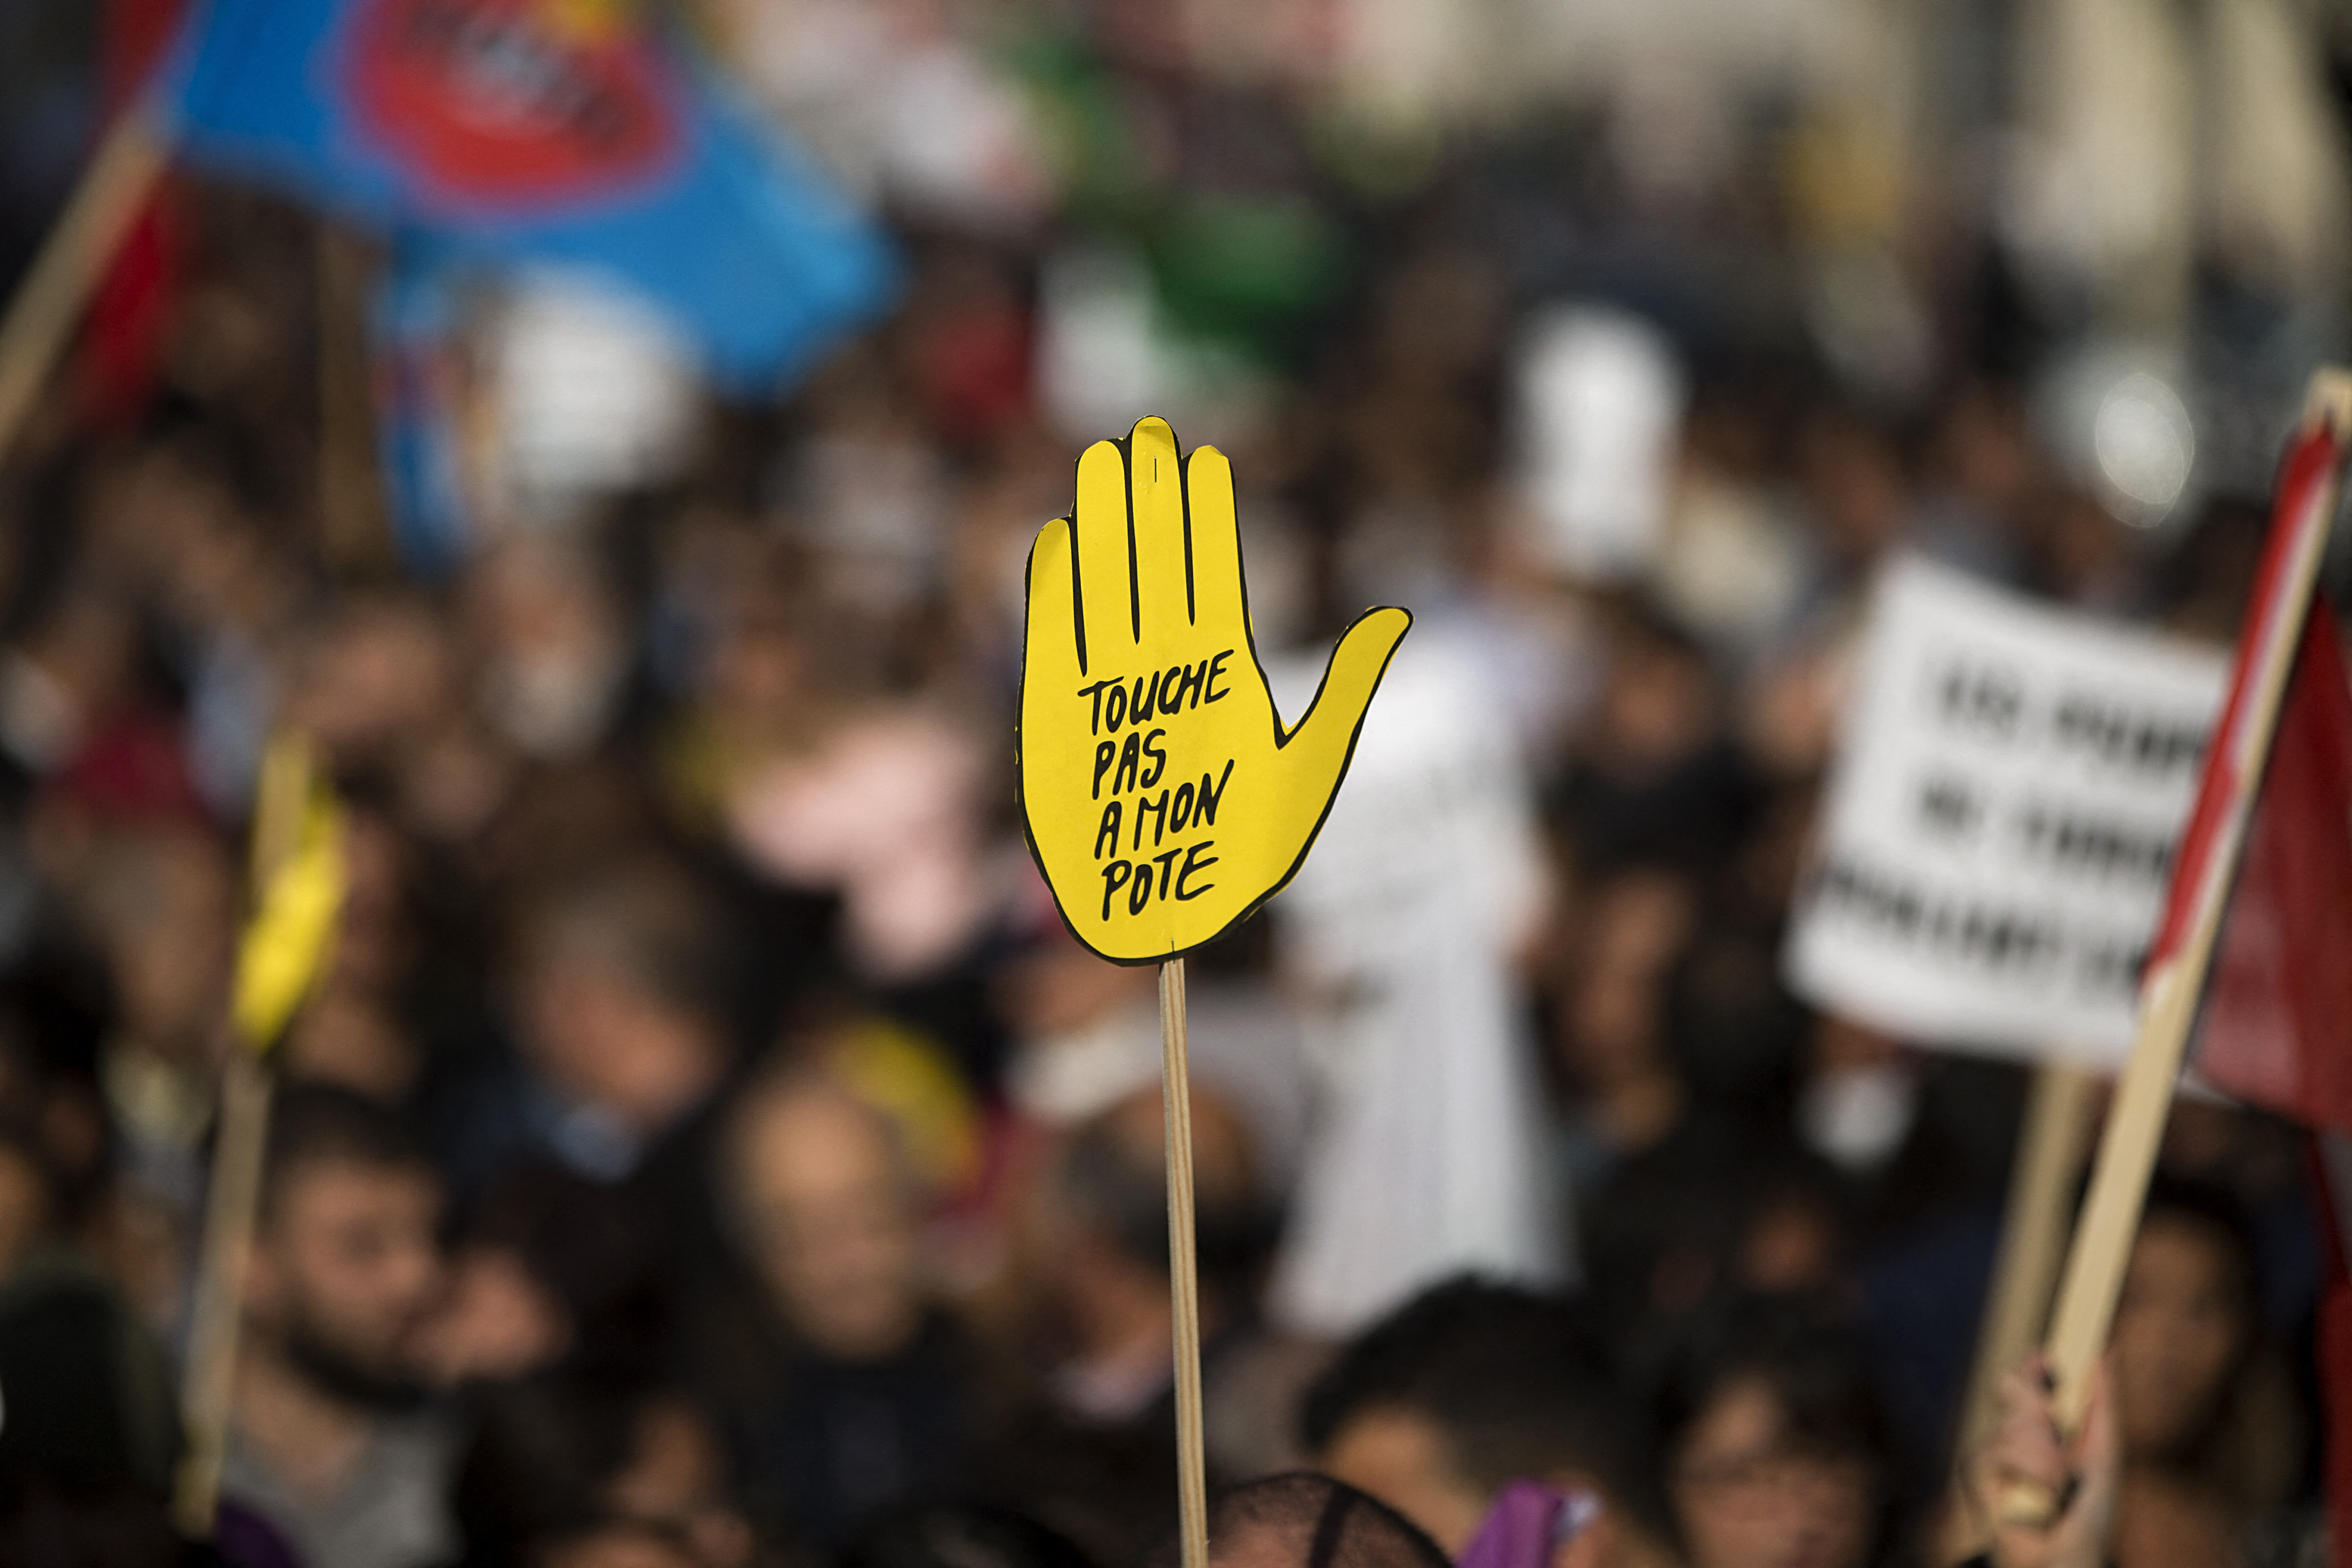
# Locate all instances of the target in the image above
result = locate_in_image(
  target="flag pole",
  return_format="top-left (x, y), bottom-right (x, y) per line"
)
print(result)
top-left (315, 221), bottom-right (393, 574)
top-left (1159, 957), bottom-right (1210, 1568)
top-left (0, 105), bottom-right (169, 470)
top-left (172, 735), bottom-right (313, 1537)
top-left (1942, 1058), bottom-right (2093, 1555)
top-left (2004, 371), bottom-right (2352, 1520)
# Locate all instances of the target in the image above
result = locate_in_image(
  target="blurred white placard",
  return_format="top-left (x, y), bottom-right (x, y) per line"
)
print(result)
top-left (1515, 304), bottom-right (1685, 581)
top-left (1786, 557), bottom-right (2226, 1066)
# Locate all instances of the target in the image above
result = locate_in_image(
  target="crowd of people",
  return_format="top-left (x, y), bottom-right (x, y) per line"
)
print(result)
top-left (0, 1), bottom-right (2339, 1566)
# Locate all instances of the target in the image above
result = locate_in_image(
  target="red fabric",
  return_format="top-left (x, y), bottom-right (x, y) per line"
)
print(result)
top-left (78, 0), bottom-right (190, 427)
top-left (2307, 1147), bottom-right (2352, 1568)
top-left (100, 0), bottom-right (188, 108)
top-left (911, 301), bottom-right (1033, 448)
top-left (47, 712), bottom-right (210, 829)
top-left (80, 195), bottom-right (179, 428)
top-left (2323, 1284), bottom-right (2352, 1567)
top-left (2175, 418), bottom-right (2352, 1555)
top-left (2149, 426), bottom-right (2341, 969)
top-left (2193, 600), bottom-right (2352, 1134)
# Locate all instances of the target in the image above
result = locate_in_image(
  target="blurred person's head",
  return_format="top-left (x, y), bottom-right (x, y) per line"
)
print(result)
top-left (721, 708), bottom-right (995, 981)
top-left (412, 1241), bottom-right (575, 1389)
top-left (0, 960), bottom-right (114, 1234)
top-left (245, 1084), bottom-right (443, 1408)
top-left (2108, 1173), bottom-right (2297, 1509)
top-left (0, 1124), bottom-right (50, 1282)
top-left (282, 985), bottom-right (424, 1104)
top-left (286, 589), bottom-right (457, 769)
top-left (995, 928), bottom-right (1157, 1042)
top-left (1301, 1279), bottom-right (1656, 1559)
top-left (2035, 488), bottom-right (2137, 607)
top-left (1579, 1120), bottom-right (1849, 1337)
top-left (1154, 1473), bottom-right (1451, 1568)
top-left (1554, 867), bottom-right (1697, 1102)
top-left (1740, 643), bottom-right (1846, 783)
top-left (1041, 1085), bottom-right (1266, 1354)
top-left (322, 799), bottom-right (417, 994)
top-left (1926, 383), bottom-right (2036, 522)
top-left (510, 858), bottom-right (728, 1139)
top-left (1653, 1299), bottom-right (1891, 1568)
top-left (1581, 607), bottom-right (1718, 782)
top-left (75, 424), bottom-right (257, 593)
top-left (1550, 867), bottom-right (1707, 1165)
top-left (2112, 1180), bottom-right (2253, 1459)
top-left (1796, 409), bottom-right (1906, 574)
top-left (0, 1259), bottom-right (186, 1566)
top-left (699, 595), bottom-right (810, 735)
top-left (721, 1064), bottom-right (925, 1362)
top-left (454, 1372), bottom-right (752, 1568)
top-left (1576, 868), bottom-right (1698, 981)
top-left (1728, 1174), bottom-right (1847, 1300)
top-left (62, 824), bottom-right (234, 1063)
top-left (0, 587), bottom-right (141, 777)
top-left (469, 535), bottom-right (630, 762)
top-left (843, 1502), bottom-right (1097, 1568)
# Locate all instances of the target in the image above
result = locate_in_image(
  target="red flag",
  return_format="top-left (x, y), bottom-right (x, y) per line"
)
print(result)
top-left (2171, 412), bottom-right (2352, 1562)
top-left (80, 0), bottom-right (190, 427)
top-left (2192, 596), bottom-right (2352, 1133)
top-left (2027, 395), bottom-right (2348, 1488)
top-left (2149, 416), bottom-right (2352, 1134)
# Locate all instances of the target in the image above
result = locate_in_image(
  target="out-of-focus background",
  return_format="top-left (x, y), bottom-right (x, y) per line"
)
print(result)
top-left (0, 1), bottom-right (2342, 1566)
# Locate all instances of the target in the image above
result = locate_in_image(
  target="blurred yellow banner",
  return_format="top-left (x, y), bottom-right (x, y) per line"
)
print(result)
top-left (232, 742), bottom-right (346, 1053)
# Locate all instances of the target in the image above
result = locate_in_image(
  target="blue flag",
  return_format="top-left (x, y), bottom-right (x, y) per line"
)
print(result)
top-left (370, 245), bottom-right (470, 575)
top-left (159, 0), bottom-right (896, 390)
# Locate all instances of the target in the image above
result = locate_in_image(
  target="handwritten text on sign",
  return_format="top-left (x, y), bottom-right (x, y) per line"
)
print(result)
top-left (1018, 417), bottom-right (1409, 965)
top-left (1074, 655), bottom-right (1239, 921)
top-left (1785, 556), bottom-right (2227, 1066)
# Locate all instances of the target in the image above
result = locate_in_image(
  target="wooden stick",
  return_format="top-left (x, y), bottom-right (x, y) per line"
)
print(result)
top-left (1961, 1062), bottom-right (2095, 1447)
top-left (1159, 957), bottom-right (1210, 1568)
top-left (172, 737), bottom-right (312, 1536)
top-left (0, 106), bottom-right (169, 470)
top-left (2004, 374), bottom-right (2352, 1523)
top-left (1941, 1059), bottom-right (2092, 1556)
top-left (315, 222), bottom-right (393, 575)
top-left (172, 1049), bottom-right (274, 1536)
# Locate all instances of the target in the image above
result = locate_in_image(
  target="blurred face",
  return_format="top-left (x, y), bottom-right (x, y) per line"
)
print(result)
top-left (292, 602), bottom-right (452, 763)
top-left (100, 830), bottom-right (236, 1055)
top-left (1672, 1380), bottom-right (1872, 1568)
top-left (522, 959), bottom-right (722, 1136)
top-left (1319, 1406), bottom-right (1489, 1553)
top-left (1597, 647), bottom-right (1711, 767)
top-left (285, 990), bottom-right (422, 1103)
top-left (732, 1088), bottom-right (922, 1361)
top-left (0, 1142), bottom-right (46, 1282)
top-left (1321, 1411), bottom-right (1630, 1568)
top-left (249, 1159), bottom-right (443, 1399)
top-left (2111, 1218), bottom-right (2246, 1460)
top-left (542, 1531), bottom-right (702, 1568)
top-left (411, 1245), bottom-right (572, 1387)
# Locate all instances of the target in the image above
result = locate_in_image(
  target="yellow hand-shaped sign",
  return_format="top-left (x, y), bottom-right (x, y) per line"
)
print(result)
top-left (1019, 417), bottom-right (1411, 964)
